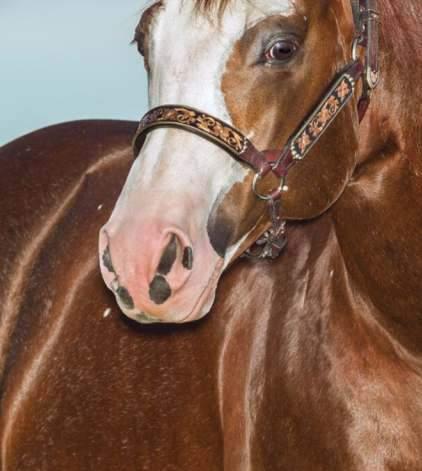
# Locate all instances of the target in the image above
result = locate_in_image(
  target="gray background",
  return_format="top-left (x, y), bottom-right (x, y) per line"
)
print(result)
top-left (0, 0), bottom-right (148, 145)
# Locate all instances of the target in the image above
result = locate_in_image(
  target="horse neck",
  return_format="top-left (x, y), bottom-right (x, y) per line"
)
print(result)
top-left (329, 27), bottom-right (422, 358)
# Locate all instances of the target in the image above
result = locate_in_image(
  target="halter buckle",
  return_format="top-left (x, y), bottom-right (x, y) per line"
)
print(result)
top-left (352, 0), bottom-right (380, 94)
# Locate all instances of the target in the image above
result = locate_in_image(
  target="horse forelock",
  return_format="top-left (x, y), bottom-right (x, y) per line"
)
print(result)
top-left (194, 0), bottom-right (230, 15)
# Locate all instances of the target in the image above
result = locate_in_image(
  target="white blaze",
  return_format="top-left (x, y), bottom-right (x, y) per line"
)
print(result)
top-left (115, 0), bottom-right (294, 260)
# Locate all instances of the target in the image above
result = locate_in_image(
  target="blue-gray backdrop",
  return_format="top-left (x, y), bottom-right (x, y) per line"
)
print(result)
top-left (0, 0), bottom-right (148, 145)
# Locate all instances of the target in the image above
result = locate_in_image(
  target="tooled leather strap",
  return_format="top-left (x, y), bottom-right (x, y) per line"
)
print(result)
top-left (133, 60), bottom-right (364, 181)
top-left (133, 105), bottom-right (267, 173)
top-left (268, 60), bottom-right (363, 179)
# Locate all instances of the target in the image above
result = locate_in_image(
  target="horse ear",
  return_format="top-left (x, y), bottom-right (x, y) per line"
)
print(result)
top-left (133, 2), bottom-right (164, 68)
top-left (134, 3), bottom-right (164, 47)
top-left (132, 27), bottom-right (145, 56)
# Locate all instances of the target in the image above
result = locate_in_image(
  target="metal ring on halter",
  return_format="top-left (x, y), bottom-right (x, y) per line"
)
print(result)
top-left (352, 37), bottom-right (379, 92)
top-left (252, 171), bottom-right (286, 201)
top-left (352, 37), bottom-right (361, 61)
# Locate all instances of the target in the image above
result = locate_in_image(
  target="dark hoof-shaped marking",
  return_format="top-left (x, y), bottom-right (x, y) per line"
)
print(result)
top-left (102, 246), bottom-right (115, 273)
top-left (149, 275), bottom-right (172, 305)
top-left (157, 235), bottom-right (177, 275)
top-left (182, 247), bottom-right (194, 270)
top-left (116, 286), bottom-right (135, 309)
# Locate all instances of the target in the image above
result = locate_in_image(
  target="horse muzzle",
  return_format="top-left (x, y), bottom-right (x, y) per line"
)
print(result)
top-left (98, 219), bottom-right (224, 324)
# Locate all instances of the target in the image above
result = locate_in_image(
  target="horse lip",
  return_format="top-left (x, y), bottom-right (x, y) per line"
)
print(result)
top-left (135, 311), bottom-right (162, 324)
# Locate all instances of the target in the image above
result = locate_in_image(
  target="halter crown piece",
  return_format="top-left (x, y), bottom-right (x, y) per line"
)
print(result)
top-left (133, 0), bottom-right (380, 260)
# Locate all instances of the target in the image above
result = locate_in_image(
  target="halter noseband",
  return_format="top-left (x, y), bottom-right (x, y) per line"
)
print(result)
top-left (132, 0), bottom-right (380, 260)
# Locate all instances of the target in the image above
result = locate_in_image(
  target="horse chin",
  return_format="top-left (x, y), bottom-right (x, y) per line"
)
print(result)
top-left (115, 258), bottom-right (224, 325)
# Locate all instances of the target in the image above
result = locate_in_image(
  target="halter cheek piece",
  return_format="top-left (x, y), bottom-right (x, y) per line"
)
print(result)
top-left (133, 0), bottom-right (379, 260)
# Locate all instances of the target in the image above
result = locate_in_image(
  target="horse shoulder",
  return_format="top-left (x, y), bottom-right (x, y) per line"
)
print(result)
top-left (0, 120), bottom-right (135, 387)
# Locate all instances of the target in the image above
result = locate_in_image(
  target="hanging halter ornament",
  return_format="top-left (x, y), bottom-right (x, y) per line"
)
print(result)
top-left (132, 0), bottom-right (380, 260)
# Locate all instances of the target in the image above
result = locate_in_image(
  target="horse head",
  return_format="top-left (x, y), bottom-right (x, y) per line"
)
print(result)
top-left (99, 0), bottom-right (371, 323)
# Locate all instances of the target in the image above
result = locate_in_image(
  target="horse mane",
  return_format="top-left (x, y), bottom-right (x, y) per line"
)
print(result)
top-left (194, 0), bottom-right (228, 15)
top-left (379, 0), bottom-right (422, 69)
top-left (379, 0), bottom-right (422, 158)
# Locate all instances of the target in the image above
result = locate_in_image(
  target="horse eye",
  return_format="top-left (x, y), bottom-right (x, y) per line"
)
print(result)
top-left (265, 39), bottom-right (298, 64)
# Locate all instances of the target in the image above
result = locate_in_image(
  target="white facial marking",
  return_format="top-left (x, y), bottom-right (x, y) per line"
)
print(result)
top-left (101, 0), bottom-right (297, 322)
top-left (113, 0), bottom-right (294, 260)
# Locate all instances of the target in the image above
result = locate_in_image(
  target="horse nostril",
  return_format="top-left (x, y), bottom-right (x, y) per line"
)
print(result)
top-left (157, 235), bottom-right (177, 275)
top-left (156, 234), bottom-right (194, 274)
top-left (182, 247), bottom-right (193, 270)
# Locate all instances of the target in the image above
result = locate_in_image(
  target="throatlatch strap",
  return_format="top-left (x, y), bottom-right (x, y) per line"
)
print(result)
top-left (351, 0), bottom-right (362, 33)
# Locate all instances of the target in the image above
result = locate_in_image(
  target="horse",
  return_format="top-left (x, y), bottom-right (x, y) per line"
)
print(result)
top-left (1, 0), bottom-right (422, 468)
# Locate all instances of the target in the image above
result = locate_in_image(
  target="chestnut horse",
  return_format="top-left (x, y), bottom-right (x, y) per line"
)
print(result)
top-left (1, 0), bottom-right (422, 469)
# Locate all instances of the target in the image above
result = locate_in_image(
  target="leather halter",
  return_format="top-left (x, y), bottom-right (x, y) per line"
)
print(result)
top-left (133, 0), bottom-right (380, 260)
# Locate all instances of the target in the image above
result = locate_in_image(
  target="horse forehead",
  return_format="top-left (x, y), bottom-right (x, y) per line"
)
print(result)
top-left (153, 0), bottom-right (296, 54)
top-left (150, 0), bottom-right (295, 110)
top-left (162, 0), bottom-right (296, 33)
